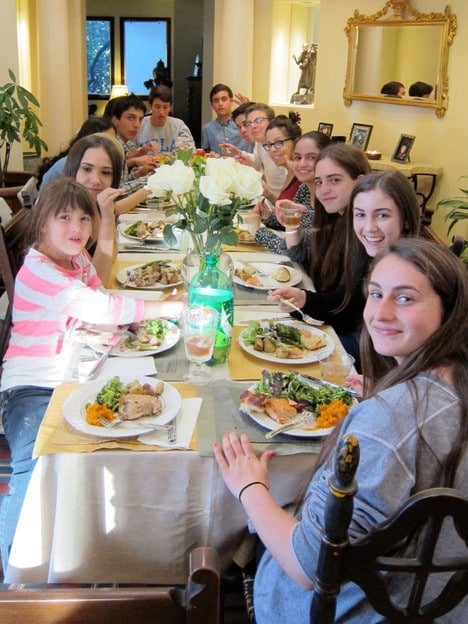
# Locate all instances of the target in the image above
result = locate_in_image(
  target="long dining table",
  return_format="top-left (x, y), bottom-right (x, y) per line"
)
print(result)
top-left (5, 207), bottom-right (351, 585)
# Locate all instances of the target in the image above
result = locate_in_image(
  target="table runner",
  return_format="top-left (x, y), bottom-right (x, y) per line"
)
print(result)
top-left (196, 380), bottom-right (323, 456)
top-left (33, 382), bottom-right (198, 457)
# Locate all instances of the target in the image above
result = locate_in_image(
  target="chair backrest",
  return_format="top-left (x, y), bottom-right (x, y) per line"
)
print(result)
top-left (17, 175), bottom-right (39, 209)
top-left (311, 435), bottom-right (468, 623)
top-left (0, 546), bottom-right (220, 624)
top-left (0, 217), bottom-right (19, 365)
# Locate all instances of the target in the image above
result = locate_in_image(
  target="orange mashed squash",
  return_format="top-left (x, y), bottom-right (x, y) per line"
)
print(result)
top-left (86, 403), bottom-right (115, 426)
top-left (305, 399), bottom-right (350, 431)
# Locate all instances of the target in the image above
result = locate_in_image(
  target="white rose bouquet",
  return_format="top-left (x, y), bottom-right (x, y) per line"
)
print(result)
top-left (145, 152), bottom-right (263, 254)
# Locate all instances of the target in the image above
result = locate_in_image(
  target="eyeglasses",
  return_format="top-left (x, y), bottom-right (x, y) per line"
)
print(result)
top-left (244, 117), bottom-right (268, 128)
top-left (262, 138), bottom-right (293, 151)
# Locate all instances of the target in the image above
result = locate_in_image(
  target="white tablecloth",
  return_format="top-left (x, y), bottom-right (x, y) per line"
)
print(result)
top-left (6, 448), bottom-right (315, 583)
top-left (5, 244), bottom-right (321, 584)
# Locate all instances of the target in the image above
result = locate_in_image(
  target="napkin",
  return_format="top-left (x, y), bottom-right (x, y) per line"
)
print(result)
top-left (137, 397), bottom-right (202, 448)
top-left (79, 355), bottom-right (158, 384)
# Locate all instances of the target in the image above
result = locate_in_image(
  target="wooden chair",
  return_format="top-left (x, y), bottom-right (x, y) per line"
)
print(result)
top-left (310, 435), bottom-right (468, 623)
top-left (0, 546), bottom-right (220, 624)
top-left (0, 216), bottom-right (19, 365)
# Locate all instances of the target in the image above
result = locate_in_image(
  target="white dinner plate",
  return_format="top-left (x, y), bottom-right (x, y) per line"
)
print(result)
top-left (136, 199), bottom-right (174, 210)
top-left (111, 320), bottom-right (180, 357)
top-left (240, 379), bottom-right (356, 438)
top-left (238, 320), bottom-right (334, 364)
top-left (118, 222), bottom-right (165, 243)
top-left (63, 376), bottom-right (182, 438)
top-left (233, 262), bottom-right (302, 290)
top-left (241, 402), bottom-right (333, 438)
top-left (116, 261), bottom-right (183, 290)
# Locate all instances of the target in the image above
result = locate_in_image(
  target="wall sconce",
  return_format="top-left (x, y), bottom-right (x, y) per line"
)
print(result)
top-left (110, 84), bottom-right (129, 99)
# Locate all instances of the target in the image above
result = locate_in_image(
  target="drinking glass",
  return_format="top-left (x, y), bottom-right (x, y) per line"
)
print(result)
top-left (182, 307), bottom-right (218, 383)
top-left (282, 206), bottom-right (302, 231)
top-left (319, 353), bottom-right (355, 385)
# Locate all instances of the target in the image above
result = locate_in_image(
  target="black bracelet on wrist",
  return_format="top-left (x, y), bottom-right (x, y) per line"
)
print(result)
top-left (238, 481), bottom-right (269, 504)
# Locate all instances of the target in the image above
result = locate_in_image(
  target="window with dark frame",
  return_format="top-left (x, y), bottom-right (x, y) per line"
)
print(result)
top-left (120, 18), bottom-right (170, 96)
top-left (86, 17), bottom-right (114, 99)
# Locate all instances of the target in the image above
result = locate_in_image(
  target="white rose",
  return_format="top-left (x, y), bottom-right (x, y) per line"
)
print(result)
top-left (199, 174), bottom-right (231, 205)
top-left (199, 157), bottom-right (236, 205)
top-left (145, 160), bottom-right (194, 197)
top-left (229, 162), bottom-right (263, 200)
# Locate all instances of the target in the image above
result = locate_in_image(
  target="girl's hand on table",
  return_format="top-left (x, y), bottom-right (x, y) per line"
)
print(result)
top-left (213, 432), bottom-right (274, 500)
top-left (267, 287), bottom-right (306, 311)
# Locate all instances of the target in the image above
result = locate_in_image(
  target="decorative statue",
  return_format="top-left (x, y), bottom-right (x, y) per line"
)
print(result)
top-left (144, 59), bottom-right (173, 90)
top-left (291, 43), bottom-right (317, 104)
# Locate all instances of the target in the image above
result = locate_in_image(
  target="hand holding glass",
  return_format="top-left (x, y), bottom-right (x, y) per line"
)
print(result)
top-left (182, 307), bottom-right (218, 383)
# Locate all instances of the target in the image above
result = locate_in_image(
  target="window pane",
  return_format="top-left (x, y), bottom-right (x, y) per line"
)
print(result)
top-left (87, 18), bottom-right (113, 97)
top-left (122, 19), bottom-right (170, 95)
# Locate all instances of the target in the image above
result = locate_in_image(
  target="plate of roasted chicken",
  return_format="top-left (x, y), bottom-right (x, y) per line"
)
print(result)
top-left (239, 370), bottom-right (355, 438)
top-left (63, 376), bottom-right (182, 438)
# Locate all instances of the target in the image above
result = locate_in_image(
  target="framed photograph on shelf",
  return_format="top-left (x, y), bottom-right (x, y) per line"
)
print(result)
top-left (349, 123), bottom-right (373, 150)
top-left (391, 134), bottom-right (416, 163)
top-left (317, 122), bottom-right (333, 137)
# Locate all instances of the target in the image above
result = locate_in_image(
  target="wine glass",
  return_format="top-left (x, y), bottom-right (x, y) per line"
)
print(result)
top-left (182, 307), bottom-right (218, 383)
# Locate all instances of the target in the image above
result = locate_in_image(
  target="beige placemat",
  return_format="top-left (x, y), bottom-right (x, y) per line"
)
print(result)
top-left (222, 242), bottom-right (265, 253)
top-left (228, 325), bottom-right (345, 381)
top-left (33, 382), bottom-right (198, 457)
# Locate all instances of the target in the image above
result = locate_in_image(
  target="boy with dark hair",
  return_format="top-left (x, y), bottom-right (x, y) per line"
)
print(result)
top-left (104, 93), bottom-right (156, 179)
top-left (137, 85), bottom-right (195, 152)
top-left (201, 83), bottom-right (253, 155)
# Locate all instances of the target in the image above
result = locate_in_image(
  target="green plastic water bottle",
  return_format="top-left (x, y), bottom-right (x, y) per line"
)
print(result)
top-left (187, 253), bottom-right (234, 365)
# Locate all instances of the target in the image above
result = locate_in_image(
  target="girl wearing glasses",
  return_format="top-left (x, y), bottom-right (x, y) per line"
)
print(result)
top-left (249, 130), bottom-right (331, 253)
top-left (244, 113), bottom-right (301, 243)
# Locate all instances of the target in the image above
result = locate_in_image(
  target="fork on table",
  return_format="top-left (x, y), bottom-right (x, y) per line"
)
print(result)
top-left (265, 412), bottom-right (317, 439)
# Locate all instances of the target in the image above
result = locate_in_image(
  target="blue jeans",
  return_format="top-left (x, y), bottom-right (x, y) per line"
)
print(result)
top-left (0, 386), bottom-right (52, 572)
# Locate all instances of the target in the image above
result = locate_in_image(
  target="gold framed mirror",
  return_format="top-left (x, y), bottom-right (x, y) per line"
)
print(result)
top-left (343, 0), bottom-right (457, 117)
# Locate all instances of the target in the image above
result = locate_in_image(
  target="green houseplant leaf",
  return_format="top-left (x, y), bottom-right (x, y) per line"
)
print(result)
top-left (0, 69), bottom-right (48, 186)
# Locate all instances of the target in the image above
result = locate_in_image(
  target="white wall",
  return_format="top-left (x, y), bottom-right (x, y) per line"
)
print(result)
top-left (269, 0), bottom-right (468, 241)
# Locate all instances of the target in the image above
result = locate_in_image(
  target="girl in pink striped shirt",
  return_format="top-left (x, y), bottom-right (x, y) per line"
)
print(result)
top-left (0, 178), bottom-right (183, 570)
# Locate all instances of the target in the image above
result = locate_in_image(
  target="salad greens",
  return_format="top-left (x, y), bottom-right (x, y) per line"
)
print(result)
top-left (242, 321), bottom-right (303, 347)
top-left (124, 221), bottom-right (145, 236)
top-left (96, 376), bottom-right (128, 411)
top-left (124, 319), bottom-right (168, 350)
top-left (254, 370), bottom-right (353, 411)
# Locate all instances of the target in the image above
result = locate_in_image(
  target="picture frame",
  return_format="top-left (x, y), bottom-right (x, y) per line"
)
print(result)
top-left (349, 123), bottom-right (373, 151)
top-left (391, 134), bottom-right (416, 163)
top-left (317, 122), bottom-right (333, 137)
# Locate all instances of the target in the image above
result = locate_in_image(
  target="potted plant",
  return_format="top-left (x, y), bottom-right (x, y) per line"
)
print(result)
top-left (0, 69), bottom-right (48, 187)
top-left (437, 175), bottom-right (468, 263)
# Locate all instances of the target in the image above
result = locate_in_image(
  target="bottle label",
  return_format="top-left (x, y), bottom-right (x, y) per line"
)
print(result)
top-left (220, 303), bottom-right (233, 337)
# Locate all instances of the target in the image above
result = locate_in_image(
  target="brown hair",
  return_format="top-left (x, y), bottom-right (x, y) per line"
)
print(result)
top-left (28, 177), bottom-right (98, 248)
top-left (63, 134), bottom-right (123, 189)
top-left (310, 144), bottom-right (371, 290)
top-left (360, 238), bottom-right (468, 485)
top-left (338, 170), bottom-right (420, 312)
